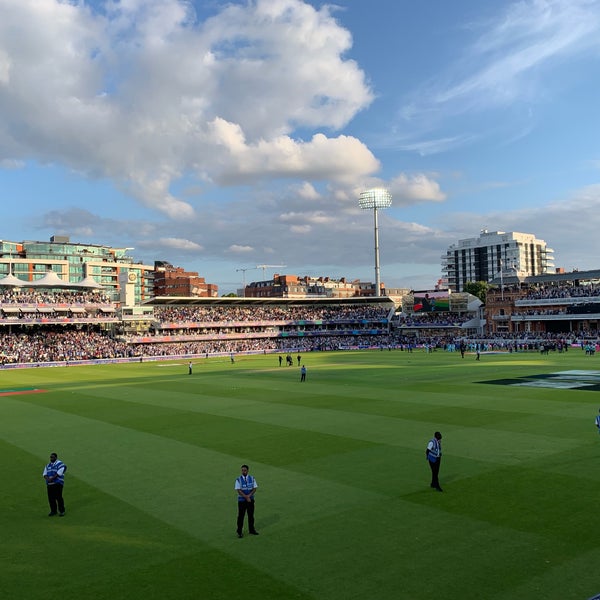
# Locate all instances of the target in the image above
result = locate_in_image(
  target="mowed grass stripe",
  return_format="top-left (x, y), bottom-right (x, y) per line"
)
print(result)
top-left (1, 397), bottom-right (388, 540)
top-left (492, 546), bottom-right (600, 600)
top-left (214, 492), bottom-right (589, 600)
top-left (15, 391), bottom-right (382, 467)
top-left (46, 379), bottom-right (583, 466)
top-left (2, 441), bottom-right (315, 600)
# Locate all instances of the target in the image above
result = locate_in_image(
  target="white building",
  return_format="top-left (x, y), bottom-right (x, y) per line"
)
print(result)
top-left (442, 230), bottom-right (554, 292)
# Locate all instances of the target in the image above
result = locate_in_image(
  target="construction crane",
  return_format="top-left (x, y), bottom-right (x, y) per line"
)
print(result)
top-left (235, 266), bottom-right (259, 288)
top-left (256, 264), bottom-right (287, 279)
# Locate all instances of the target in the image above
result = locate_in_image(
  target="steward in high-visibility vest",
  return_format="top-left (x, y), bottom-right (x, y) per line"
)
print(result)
top-left (426, 432), bottom-right (443, 492)
top-left (235, 464), bottom-right (258, 538)
top-left (43, 452), bottom-right (66, 516)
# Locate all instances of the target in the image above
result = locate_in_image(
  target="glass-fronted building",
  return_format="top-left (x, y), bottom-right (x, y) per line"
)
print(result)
top-left (0, 236), bottom-right (154, 303)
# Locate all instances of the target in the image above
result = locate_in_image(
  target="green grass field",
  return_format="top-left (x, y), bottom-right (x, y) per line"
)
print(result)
top-left (3, 349), bottom-right (600, 600)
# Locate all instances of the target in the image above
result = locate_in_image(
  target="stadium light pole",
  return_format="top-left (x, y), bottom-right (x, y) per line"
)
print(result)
top-left (359, 188), bottom-right (392, 297)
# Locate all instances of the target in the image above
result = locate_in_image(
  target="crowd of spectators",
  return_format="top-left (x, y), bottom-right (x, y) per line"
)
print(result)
top-left (396, 312), bottom-right (473, 327)
top-left (2, 325), bottom-right (600, 365)
top-left (0, 327), bottom-right (400, 364)
top-left (0, 299), bottom-right (395, 365)
top-left (522, 285), bottom-right (600, 301)
top-left (513, 309), bottom-right (568, 316)
top-left (0, 289), bottom-right (116, 322)
top-left (0, 328), bottom-right (129, 364)
top-left (0, 289), bottom-right (112, 304)
top-left (137, 321), bottom-right (387, 341)
top-left (127, 335), bottom-right (360, 357)
top-left (152, 304), bottom-right (391, 325)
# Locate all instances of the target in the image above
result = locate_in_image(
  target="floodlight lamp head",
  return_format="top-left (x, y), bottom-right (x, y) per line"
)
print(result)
top-left (359, 188), bottom-right (392, 210)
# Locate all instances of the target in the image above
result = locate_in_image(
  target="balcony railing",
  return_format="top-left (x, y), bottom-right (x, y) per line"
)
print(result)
top-left (514, 296), bottom-right (600, 307)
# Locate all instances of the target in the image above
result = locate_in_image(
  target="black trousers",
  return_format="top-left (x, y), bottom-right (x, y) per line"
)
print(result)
top-left (47, 484), bottom-right (65, 514)
top-left (428, 457), bottom-right (442, 489)
top-left (237, 499), bottom-right (256, 534)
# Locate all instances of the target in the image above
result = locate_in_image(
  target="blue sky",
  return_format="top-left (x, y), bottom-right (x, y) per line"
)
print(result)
top-left (1, 0), bottom-right (600, 293)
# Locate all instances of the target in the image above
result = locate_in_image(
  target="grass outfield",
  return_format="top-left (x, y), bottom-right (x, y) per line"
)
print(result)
top-left (2, 349), bottom-right (600, 600)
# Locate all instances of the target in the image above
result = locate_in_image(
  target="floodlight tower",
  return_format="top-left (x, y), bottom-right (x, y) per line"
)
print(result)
top-left (359, 188), bottom-right (392, 297)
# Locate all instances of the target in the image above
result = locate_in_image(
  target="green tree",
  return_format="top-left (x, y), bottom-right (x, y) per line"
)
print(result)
top-left (463, 281), bottom-right (490, 303)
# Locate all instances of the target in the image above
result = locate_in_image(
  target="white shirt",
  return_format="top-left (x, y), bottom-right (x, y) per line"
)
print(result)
top-left (427, 439), bottom-right (441, 457)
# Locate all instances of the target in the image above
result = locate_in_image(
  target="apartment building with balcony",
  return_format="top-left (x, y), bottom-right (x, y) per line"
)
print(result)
top-left (442, 230), bottom-right (554, 292)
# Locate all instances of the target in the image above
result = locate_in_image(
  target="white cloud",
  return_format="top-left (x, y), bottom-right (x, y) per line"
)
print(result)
top-left (396, 0), bottom-right (600, 153)
top-left (0, 158), bottom-right (24, 169)
top-left (435, 0), bottom-right (600, 109)
top-left (0, 0), bottom-right (377, 216)
top-left (293, 182), bottom-right (321, 201)
top-left (290, 225), bottom-right (312, 234)
top-left (279, 211), bottom-right (334, 225)
top-left (229, 245), bottom-right (254, 253)
top-left (197, 0), bottom-right (373, 137)
top-left (40, 207), bottom-right (158, 242)
top-left (207, 122), bottom-right (379, 184)
top-left (158, 237), bottom-right (204, 251)
top-left (389, 173), bottom-right (446, 204)
top-left (0, 48), bottom-right (10, 84)
top-left (395, 135), bottom-right (479, 156)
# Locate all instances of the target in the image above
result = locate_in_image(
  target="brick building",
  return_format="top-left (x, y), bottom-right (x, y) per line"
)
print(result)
top-left (153, 262), bottom-right (218, 297)
top-left (243, 274), bottom-right (383, 298)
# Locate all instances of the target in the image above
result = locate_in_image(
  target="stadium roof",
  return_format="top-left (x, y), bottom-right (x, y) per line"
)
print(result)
top-left (0, 273), bottom-right (26, 287)
top-left (527, 269), bottom-right (600, 284)
top-left (0, 271), bottom-right (104, 289)
top-left (31, 271), bottom-right (72, 288)
top-left (490, 268), bottom-right (600, 287)
top-left (73, 275), bottom-right (104, 289)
